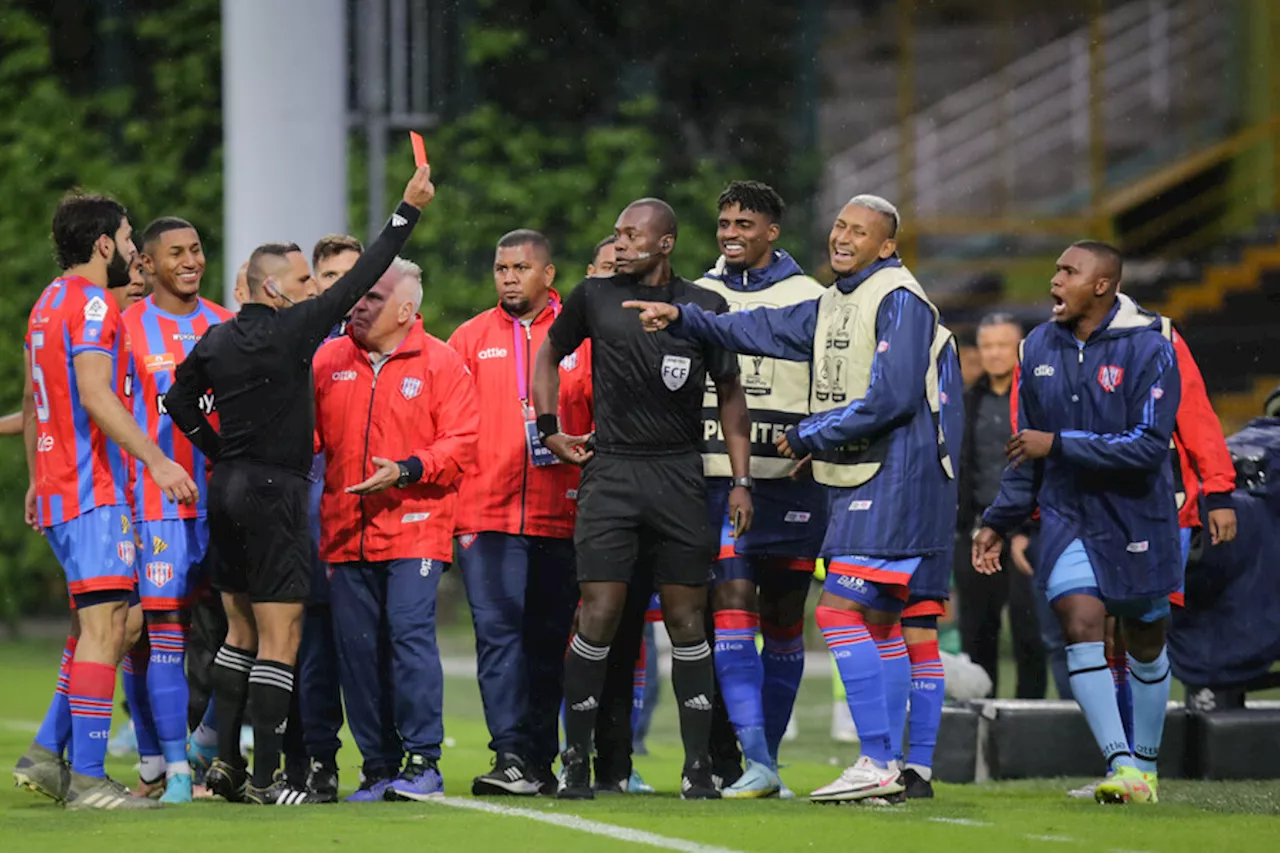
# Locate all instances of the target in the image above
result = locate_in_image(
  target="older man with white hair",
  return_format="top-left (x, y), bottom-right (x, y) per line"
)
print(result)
top-left (312, 257), bottom-right (480, 803)
top-left (624, 194), bottom-right (951, 802)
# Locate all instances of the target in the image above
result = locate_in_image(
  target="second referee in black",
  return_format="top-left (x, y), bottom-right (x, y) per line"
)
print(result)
top-left (165, 166), bottom-right (436, 805)
top-left (532, 197), bottom-right (754, 800)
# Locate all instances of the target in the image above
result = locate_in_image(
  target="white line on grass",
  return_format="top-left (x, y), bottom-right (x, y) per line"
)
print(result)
top-left (1025, 834), bottom-right (1076, 843)
top-left (0, 719), bottom-right (38, 733)
top-left (927, 817), bottom-right (992, 827)
top-left (434, 796), bottom-right (748, 853)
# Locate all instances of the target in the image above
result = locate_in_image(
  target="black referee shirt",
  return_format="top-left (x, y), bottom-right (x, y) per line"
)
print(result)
top-left (548, 274), bottom-right (738, 455)
top-left (166, 202), bottom-right (422, 477)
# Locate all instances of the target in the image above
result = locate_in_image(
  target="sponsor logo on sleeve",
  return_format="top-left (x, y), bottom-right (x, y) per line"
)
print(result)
top-left (84, 296), bottom-right (108, 323)
top-left (784, 511), bottom-right (812, 523)
top-left (848, 500), bottom-right (873, 511)
top-left (401, 512), bottom-right (430, 523)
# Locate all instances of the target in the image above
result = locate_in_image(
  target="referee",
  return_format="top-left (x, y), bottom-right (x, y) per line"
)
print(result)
top-left (532, 197), bottom-right (754, 800)
top-left (165, 166), bottom-right (435, 805)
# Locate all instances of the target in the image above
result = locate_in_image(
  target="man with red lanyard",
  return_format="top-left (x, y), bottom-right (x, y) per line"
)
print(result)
top-left (449, 229), bottom-right (593, 795)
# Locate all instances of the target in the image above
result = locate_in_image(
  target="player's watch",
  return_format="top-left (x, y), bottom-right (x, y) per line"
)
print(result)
top-left (731, 476), bottom-right (754, 491)
top-left (395, 462), bottom-right (412, 489)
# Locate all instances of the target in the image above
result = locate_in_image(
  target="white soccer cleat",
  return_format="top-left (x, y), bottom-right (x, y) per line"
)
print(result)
top-left (830, 700), bottom-right (859, 743)
top-left (809, 756), bottom-right (904, 803)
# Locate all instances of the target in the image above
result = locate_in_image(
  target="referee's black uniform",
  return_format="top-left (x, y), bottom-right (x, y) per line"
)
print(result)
top-left (166, 201), bottom-right (421, 605)
top-left (548, 273), bottom-right (738, 583)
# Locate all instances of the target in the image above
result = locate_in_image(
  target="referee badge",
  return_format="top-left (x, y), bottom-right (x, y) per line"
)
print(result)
top-left (400, 377), bottom-right (423, 400)
top-left (661, 354), bottom-right (691, 391)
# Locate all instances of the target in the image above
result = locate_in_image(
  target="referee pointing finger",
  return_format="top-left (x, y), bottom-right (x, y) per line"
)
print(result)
top-left (165, 166), bottom-right (436, 805)
top-left (532, 197), bottom-right (754, 800)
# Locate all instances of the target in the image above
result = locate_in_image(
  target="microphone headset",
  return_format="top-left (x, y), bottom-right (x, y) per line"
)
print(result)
top-left (264, 279), bottom-right (296, 306)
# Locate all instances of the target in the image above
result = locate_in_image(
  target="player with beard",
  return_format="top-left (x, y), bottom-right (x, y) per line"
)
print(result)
top-left (16, 191), bottom-right (197, 811)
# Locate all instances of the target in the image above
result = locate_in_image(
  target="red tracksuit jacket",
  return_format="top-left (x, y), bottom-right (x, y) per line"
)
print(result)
top-left (314, 323), bottom-right (479, 564)
top-left (447, 293), bottom-right (593, 539)
top-left (1010, 322), bottom-right (1235, 531)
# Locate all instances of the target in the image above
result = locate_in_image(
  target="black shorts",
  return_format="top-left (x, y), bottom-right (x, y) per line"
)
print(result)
top-left (574, 451), bottom-right (715, 586)
top-left (207, 461), bottom-right (312, 603)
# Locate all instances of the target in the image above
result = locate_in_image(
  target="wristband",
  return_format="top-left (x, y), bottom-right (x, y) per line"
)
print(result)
top-left (536, 414), bottom-right (560, 441)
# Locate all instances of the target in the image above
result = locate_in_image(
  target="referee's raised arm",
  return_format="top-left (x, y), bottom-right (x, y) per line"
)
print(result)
top-left (285, 165), bottom-right (436, 352)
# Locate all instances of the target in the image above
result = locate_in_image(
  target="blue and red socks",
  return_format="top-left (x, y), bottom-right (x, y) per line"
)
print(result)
top-left (815, 605), bottom-right (892, 766)
top-left (712, 609), bottom-right (770, 767)
top-left (905, 638), bottom-right (945, 776)
top-left (1067, 641), bottom-right (1135, 771)
top-left (1109, 653), bottom-right (1134, 751)
top-left (869, 622), bottom-right (910, 761)
top-left (147, 621), bottom-right (192, 776)
top-left (631, 639), bottom-right (647, 735)
top-left (68, 660), bottom-right (117, 777)
top-left (34, 636), bottom-right (76, 758)
top-left (1127, 647), bottom-right (1170, 774)
top-left (123, 645), bottom-right (163, 778)
top-left (761, 620), bottom-right (805, 761)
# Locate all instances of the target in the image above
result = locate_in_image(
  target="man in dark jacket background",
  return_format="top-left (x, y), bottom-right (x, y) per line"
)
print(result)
top-left (955, 313), bottom-right (1045, 698)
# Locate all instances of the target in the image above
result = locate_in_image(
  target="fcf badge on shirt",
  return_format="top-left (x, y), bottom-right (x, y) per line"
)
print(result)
top-left (661, 354), bottom-right (691, 391)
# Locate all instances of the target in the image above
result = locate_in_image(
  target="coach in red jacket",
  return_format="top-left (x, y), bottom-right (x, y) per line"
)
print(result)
top-left (448, 229), bottom-right (592, 795)
top-left (314, 257), bottom-right (479, 802)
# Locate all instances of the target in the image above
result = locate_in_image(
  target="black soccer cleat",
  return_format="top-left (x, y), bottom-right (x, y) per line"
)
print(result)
top-left (556, 748), bottom-right (594, 800)
top-left (525, 763), bottom-right (557, 796)
top-left (306, 758), bottom-right (339, 804)
top-left (472, 752), bottom-right (539, 796)
top-left (681, 758), bottom-right (722, 800)
top-left (206, 757), bottom-right (249, 803)
top-left (902, 768), bottom-right (934, 800)
top-left (245, 778), bottom-right (318, 805)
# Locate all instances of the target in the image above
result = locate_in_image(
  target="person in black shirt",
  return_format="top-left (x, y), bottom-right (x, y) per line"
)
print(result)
top-left (532, 198), bottom-right (753, 800)
top-left (165, 165), bottom-right (435, 805)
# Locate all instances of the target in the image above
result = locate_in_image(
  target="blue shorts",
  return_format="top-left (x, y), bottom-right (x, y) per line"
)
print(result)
top-left (136, 518), bottom-right (209, 611)
top-left (822, 555), bottom-right (921, 613)
top-left (707, 478), bottom-right (825, 566)
top-left (1046, 538), bottom-right (1171, 623)
top-left (46, 505), bottom-right (137, 601)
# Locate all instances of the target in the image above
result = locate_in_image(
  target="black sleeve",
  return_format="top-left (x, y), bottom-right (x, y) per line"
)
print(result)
top-left (547, 281), bottom-right (590, 356)
top-left (166, 337), bottom-right (222, 461)
top-left (283, 201), bottom-right (423, 353)
top-left (704, 293), bottom-right (740, 383)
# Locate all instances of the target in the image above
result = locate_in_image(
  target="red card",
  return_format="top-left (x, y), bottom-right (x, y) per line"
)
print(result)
top-left (410, 131), bottom-right (428, 167)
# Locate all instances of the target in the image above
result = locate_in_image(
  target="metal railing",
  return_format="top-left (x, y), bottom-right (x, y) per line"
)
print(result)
top-left (822, 0), bottom-right (1232, 235)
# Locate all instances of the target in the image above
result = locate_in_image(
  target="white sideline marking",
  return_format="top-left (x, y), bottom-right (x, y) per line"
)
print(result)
top-left (928, 817), bottom-right (992, 827)
top-left (0, 719), bottom-right (39, 733)
top-left (434, 796), bottom-right (748, 853)
top-left (1025, 834), bottom-right (1076, 843)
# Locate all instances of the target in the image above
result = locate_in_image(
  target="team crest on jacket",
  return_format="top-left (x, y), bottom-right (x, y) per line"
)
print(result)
top-left (661, 354), bottom-right (691, 391)
top-left (400, 377), bottom-right (423, 400)
top-left (1097, 365), bottom-right (1124, 393)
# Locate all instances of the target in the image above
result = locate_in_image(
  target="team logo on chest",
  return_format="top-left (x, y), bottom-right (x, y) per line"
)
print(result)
top-left (1097, 365), bottom-right (1124, 393)
top-left (400, 377), bottom-right (423, 400)
top-left (661, 354), bottom-right (691, 391)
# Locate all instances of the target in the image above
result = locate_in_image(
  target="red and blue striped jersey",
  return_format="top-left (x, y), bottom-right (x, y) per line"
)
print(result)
top-left (122, 296), bottom-right (233, 521)
top-left (26, 276), bottom-right (131, 526)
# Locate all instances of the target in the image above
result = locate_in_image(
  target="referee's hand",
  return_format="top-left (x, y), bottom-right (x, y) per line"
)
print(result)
top-left (623, 300), bottom-right (679, 332)
top-left (545, 433), bottom-right (593, 466)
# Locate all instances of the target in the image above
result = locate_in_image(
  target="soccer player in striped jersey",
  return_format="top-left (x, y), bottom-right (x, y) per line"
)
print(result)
top-left (12, 254), bottom-right (148, 803)
top-left (121, 217), bottom-right (233, 803)
top-left (15, 192), bottom-right (196, 811)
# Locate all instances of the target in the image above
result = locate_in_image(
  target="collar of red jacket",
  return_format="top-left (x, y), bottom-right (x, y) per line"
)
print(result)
top-left (493, 289), bottom-right (562, 326)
